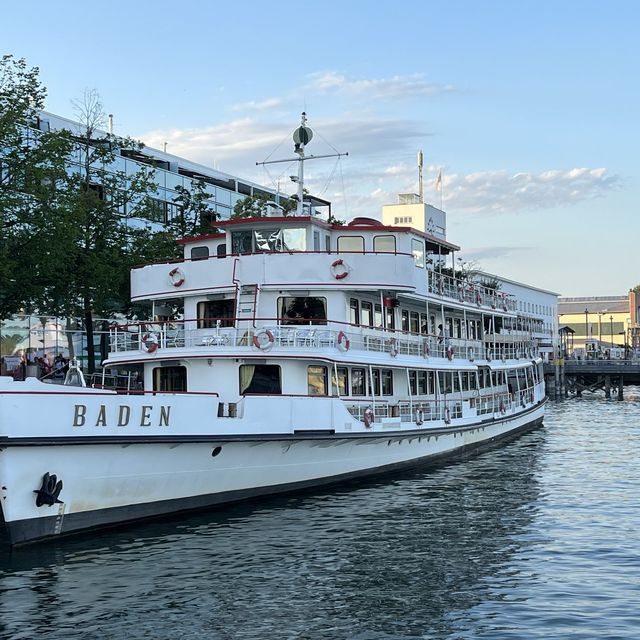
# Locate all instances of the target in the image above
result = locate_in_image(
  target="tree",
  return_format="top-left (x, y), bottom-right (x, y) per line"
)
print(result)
top-left (232, 193), bottom-right (296, 219)
top-left (170, 179), bottom-right (218, 237)
top-left (37, 90), bottom-right (159, 372)
top-left (0, 55), bottom-right (73, 318)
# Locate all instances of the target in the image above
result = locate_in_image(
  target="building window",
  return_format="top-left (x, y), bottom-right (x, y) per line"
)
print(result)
top-left (153, 365), bottom-right (186, 392)
top-left (278, 296), bottom-right (327, 325)
top-left (373, 235), bottom-right (396, 253)
top-left (239, 365), bottom-right (281, 394)
top-left (308, 366), bottom-right (328, 395)
top-left (197, 299), bottom-right (235, 328)
top-left (191, 246), bottom-right (209, 261)
top-left (337, 236), bottom-right (364, 253)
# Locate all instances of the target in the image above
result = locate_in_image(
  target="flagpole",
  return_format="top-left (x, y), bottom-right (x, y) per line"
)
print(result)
top-left (440, 169), bottom-right (443, 210)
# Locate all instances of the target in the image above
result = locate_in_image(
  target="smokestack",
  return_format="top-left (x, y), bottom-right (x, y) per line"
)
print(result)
top-left (108, 114), bottom-right (113, 136)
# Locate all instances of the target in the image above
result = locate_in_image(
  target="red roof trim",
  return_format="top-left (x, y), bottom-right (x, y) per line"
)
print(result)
top-left (177, 232), bottom-right (225, 245)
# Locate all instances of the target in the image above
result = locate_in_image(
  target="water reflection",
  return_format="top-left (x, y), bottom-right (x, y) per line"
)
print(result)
top-left (0, 429), bottom-right (545, 639)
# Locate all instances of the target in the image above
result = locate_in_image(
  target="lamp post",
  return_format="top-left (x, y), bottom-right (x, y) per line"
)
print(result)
top-left (610, 315), bottom-right (614, 350)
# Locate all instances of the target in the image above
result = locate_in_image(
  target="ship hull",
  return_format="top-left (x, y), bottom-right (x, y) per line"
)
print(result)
top-left (1, 402), bottom-right (544, 546)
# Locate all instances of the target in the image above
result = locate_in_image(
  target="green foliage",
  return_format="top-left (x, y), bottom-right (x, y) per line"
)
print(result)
top-left (232, 193), bottom-right (296, 219)
top-left (170, 179), bottom-right (217, 237)
top-left (327, 212), bottom-right (345, 226)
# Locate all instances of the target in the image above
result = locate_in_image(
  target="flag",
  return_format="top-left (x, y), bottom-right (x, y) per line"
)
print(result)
top-left (435, 170), bottom-right (442, 192)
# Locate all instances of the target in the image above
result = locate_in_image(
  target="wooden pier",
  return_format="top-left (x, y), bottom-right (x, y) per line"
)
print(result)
top-left (544, 359), bottom-right (640, 399)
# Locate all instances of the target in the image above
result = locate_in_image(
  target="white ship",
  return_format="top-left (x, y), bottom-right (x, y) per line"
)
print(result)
top-left (0, 120), bottom-right (546, 545)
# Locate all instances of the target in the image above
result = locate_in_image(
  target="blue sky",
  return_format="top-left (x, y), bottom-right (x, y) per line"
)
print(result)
top-left (2, 1), bottom-right (638, 296)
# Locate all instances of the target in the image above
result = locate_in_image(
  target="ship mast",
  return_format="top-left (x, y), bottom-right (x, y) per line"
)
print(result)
top-left (257, 112), bottom-right (348, 215)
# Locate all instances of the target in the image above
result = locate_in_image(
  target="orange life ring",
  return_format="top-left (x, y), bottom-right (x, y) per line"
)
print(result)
top-left (330, 259), bottom-right (350, 280)
top-left (337, 331), bottom-right (350, 352)
top-left (168, 267), bottom-right (185, 287)
top-left (253, 329), bottom-right (275, 351)
top-left (363, 406), bottom-right (374, 428)
top-left (446, 345), bottom-right (454, 361)
top-left (387, 337), bottom-right (398, 357)
top-left (141, 333), bottom-right (159, 354)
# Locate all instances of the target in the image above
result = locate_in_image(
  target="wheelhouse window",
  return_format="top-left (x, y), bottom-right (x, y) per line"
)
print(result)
top-left (239, 365), bottom-right (282, 394)
top-left (197, 299), bottom-right (235, 328)
top-left (332, 367), bottom-right (348, 396)
top-left (231, 228), bottom-right (307, 254)
top-left (373, 235), bottom-right (396, 253)
top-left (153, 365), bottom-right (187, 392)
top-left (308, 366), bottom-right (328, 396)
top-left (278, 296), bottom-right (327, 325)
top-left (337, 236), bottom-right (364, 253)
top-left (349, 298), bottom-right (360, 326)
top-left (231, 230), bottom-right (252, 254)
top-left (412, 238), bottom-right (425, 267)
top-left (190, 246), bottom-right (209, 261)
top-left (361, 301), bottom-right (373, 327)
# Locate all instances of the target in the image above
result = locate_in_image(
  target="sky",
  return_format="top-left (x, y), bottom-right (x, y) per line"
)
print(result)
top-left (2, 0), bottom-right (638, 297)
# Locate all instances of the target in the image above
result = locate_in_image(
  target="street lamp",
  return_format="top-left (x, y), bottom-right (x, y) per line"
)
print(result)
top-left (610, 315), bottom-right (614, 350)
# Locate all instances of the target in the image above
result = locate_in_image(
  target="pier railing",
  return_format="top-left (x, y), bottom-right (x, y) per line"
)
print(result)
top-left (108, 320), bottom-right (539, 362)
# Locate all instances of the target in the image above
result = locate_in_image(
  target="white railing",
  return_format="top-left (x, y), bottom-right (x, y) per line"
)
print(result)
top-left (108, 321), bottom-right (540, 361)
top-left (427, 271), bottom-right (517, 312)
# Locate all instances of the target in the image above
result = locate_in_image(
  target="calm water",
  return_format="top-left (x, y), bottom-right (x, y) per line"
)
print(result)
top-left (1, 393), bottom-right (639, 639)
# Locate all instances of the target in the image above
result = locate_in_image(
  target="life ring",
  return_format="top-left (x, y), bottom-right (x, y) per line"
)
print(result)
top-left (444, 407), bottom-right (451, 424)
top-left (252, 329), bottom-right (275, 351)
top-left (141, 333), bottom-right (159, 354)
top-left (330, 259), bottom-right (350, 280)
top-left (446, 345), bottom-right (454, 361)
top-left (168, 267), bottom-right (185, 287)
top-left (415, 407), bottom-right (424, 426)
top-left (387, 337), bottom-right (398, 357)
top-left (337, 331), bottom-right (350, 352)
top-left (363, 406), bottom-right (374, 428)
top-left (500, 401), bottom-right (506, 414)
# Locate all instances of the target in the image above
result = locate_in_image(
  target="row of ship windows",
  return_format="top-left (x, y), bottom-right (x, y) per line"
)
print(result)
top-left (153, 364), bottom-right (537, 397)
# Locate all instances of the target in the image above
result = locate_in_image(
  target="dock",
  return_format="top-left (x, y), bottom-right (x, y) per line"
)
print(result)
top-left (544, 359), bottom-right (640, 399)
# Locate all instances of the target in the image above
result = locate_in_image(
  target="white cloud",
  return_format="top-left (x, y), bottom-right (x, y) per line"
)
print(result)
top-left (228, 97), bottom-right (285, 112)
top-left (305, 71), bottom-right (455, 100)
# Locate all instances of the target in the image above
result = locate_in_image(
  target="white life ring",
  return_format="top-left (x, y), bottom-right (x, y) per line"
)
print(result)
top-left (141, 333), bottom-right (159, 354)
top-left (447, 345), bottom-right (454, 361)
top-left (387, 337), bottom-right (398, 357)
top-left (363, 406), bottom-right (374, 428)
top-left (444, 407), bottom-right (451, 424)
top-left (337, 331), bottom-right (350, 352)
top-left (168, 267), bottom-right (185, 287)
top-left (330, 259), bottom-right (351, 280)
top-left (415, 407), bottom-right (424, 426)
top-left (253, 329), bottom-right (275, 351)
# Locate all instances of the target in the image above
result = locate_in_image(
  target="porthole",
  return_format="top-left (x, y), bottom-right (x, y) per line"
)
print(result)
top-left (211, 446), bottom-right (223, 457)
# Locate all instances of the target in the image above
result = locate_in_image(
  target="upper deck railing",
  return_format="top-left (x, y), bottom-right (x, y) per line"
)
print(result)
top-left (108, 319), bottom-right (539, 363)
top-left (427, 271), bottom-right (517, 312)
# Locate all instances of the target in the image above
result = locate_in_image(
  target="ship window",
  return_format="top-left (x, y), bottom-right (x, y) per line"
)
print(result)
top-left (373, 235), bottom-right (396, 253)
top-left (349, 299), bottom-right (360, 326)
top-left (278, 296), bottom-right (327, 325)
top-left (191, 246), bottom-right (209, 261)
top-left (409, 370), bottom-right (417, 395)
top-left (412, 239), bottom-right (424, 267)
top-left (197, 300), bottom-right (235, 328)
top-left (325, 235), bottom-right (331, 252)
top-left (385, 307), bottom-right (395, 330)
top-left (410, 312), bottom-right (420, 334)
top-left (239, 365), bottom-right (282, 394)
top-left (216, 243), bottom-right (227, 258)
top-left (351, 368), bottom-right (366, 395)
top-left (361, 301), bottom-right (373, 327)
top-left (418, 371), bottom-right (428, 395)
top-left (231, 230), bottom-right (252, 254)
top-left (374, 304), bottom-right (383, 328)
top-left (308, 366), bottom-right (328, 396)
top-left (337, 236), bottom-right (364, 253)
top-left (401, 310), bottom-right (409, 332)
top-left (369, 369), bottom-right (381, 396)
top-left (332, 367), bottom-right (348, 396)
top-left (254, 228), bottom-right (281, 252)
top-left (381, 369), bottom-right (393, 395)
top-left (153, 365), bottom-right (187, 392)
top-left (313, 230), bottom-right (321, 251)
